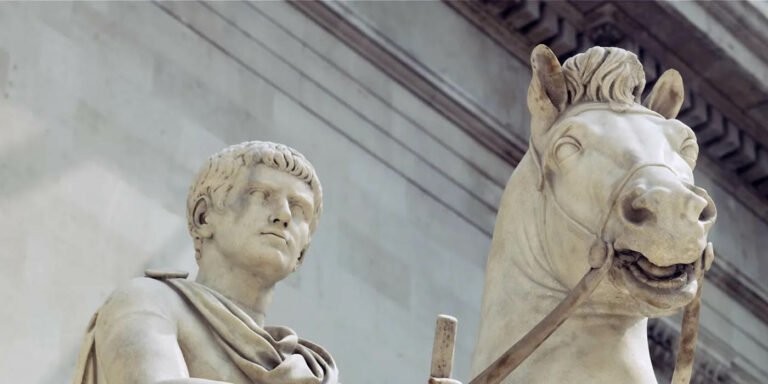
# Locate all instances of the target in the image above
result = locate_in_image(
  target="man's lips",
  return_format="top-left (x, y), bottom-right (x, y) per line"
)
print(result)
top-left (260, 231), bottom-right (287, 241)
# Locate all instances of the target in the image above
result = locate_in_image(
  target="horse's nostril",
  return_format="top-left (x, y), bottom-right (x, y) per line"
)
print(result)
top-left (690, 185), bottom-right (717, 223)
top-left (621, 197), bottom-right (653, 225)
top-left (698, 202), bottom-right (716, 223)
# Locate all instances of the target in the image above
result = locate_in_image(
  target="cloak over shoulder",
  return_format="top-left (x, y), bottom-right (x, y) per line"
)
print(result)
top-left (72, 276), bottom-right (340, 384)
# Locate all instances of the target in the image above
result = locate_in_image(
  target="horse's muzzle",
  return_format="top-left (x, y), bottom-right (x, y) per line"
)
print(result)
top-left (612, 167), bottom-right (716, 268)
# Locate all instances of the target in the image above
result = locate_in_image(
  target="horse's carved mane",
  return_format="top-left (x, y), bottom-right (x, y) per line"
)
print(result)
top-left (562, 47), bottom-right (645, 108)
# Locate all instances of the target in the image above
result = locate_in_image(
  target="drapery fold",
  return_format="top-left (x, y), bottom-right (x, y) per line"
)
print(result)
top-left (73, 276), bottom-right (339, 384)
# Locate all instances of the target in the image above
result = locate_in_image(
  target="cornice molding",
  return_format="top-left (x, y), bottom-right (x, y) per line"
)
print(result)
top-left (707, 258), bottom-right (768, 324)
top-left (696, 1), bottom-right (768, 67)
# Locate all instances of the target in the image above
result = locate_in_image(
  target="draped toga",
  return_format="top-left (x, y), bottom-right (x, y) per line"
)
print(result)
top-left (72, 273), bottom-right (340, 384)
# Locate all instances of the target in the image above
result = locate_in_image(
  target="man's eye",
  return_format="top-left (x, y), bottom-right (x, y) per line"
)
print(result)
top-left (250, 189), bottom-right (269, 199)
top-left (290, 202), bottom-right (305, 216)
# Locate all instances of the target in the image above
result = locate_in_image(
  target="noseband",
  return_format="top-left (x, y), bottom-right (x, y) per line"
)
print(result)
top-left (469, 104), bottom-right (708, 384)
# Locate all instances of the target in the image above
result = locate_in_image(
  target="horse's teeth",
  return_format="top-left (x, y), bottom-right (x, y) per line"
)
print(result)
top-left (618, 254), bottom-right (636, 263)
top-left (630, 264), bottom-right (650, 283)
top-left (636, 257), bottom-right (677, 277)
top-left (653, 273), bottom-right (687, 289)
top-left (629, 264), bottom-right (688, 289)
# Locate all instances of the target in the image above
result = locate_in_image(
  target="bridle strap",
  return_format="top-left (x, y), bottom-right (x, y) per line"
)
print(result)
top-left (671, 258), bottom-right (705, 384)
top-left (527, 102), bottom-right (671, 253)
top-left (530, 128), bottom-right (682, 263)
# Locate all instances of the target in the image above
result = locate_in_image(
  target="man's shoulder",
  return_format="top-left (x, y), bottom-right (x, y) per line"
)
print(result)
top-left (98, 276), bottom-right (186, 320)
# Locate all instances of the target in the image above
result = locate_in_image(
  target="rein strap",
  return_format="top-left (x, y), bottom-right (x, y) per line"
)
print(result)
top-left (469, 245), bottom-right (614, 384)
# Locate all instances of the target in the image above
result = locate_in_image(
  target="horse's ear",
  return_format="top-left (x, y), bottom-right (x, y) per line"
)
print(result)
top-left (528, 45), bottom-right (567, 138)
top-left (644, 69), bottom-right (684, 119)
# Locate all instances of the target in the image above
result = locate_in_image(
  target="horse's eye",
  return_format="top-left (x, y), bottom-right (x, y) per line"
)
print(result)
top-left (554, 137), bottom-right (581, 163)
top-left (680, 139), bottom-right (699, 165)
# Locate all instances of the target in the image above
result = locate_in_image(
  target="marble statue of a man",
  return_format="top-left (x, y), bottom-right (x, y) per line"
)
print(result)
top-left (73, 141), bottom-right (339, 384)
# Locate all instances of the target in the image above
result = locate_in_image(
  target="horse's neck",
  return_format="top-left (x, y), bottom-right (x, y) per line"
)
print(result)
top-left (471, 154), bottom-right (657, 383)
top-left (519, 315), bottom-right (657, 383)
top-left (471, 154), bottom-right (565, 375)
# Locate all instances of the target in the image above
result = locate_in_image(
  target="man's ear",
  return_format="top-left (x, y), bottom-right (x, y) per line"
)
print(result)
top-left (643, 69), bottom-right (684, 119)
top-left (294, 247), bottom-right (308, 272)
top-left (528, 44), bottom-right (567, 140)
top-left (293, 252), bottom-right (304, 273)
top-left (192, 196), bottom-right (214, 239)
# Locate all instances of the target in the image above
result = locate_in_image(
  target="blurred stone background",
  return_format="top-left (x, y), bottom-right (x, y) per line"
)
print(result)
top-left (0, 1), bottom-right (765, 383)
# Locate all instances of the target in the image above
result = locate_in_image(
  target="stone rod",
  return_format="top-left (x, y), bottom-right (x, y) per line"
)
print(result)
top-left (430, 315), bottom-right (458, 381)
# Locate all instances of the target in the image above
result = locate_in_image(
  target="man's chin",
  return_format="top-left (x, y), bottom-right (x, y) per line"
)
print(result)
top-left (231, 249), bottom-right (293, 279)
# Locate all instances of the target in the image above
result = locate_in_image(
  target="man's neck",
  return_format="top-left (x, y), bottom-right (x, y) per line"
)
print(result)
top-left (195, 253), bottom-right (275, 327)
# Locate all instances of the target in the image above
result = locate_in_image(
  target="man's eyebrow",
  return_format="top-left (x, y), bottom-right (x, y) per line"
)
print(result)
top-left (245, 181), bottom-right (275, 190)
top-left (290, 193), bottom-right (313, 208)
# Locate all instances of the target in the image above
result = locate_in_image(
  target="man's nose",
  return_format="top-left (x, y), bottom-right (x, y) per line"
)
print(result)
top-left (269, 198), bottom-right (291, 228)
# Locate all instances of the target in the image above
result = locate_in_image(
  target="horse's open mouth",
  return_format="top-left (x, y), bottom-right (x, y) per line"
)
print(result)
top-left (615, 249), bottom-right (694, 290)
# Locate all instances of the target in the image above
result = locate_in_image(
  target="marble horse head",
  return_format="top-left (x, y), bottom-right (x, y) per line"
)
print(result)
top-left (470, 45), bottom-right (716, 384)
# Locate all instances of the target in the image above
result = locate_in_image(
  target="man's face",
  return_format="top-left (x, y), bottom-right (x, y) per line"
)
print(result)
top-left (207, 164), bottom-right (315, 283)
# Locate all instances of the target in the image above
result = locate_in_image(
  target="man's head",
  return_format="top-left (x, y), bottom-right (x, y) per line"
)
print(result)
top-left (187, 141), bottom-right (322, 279)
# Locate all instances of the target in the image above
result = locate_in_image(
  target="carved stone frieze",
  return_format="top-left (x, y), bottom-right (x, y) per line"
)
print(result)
top-left (586, 23), bottom-right (625, 47)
